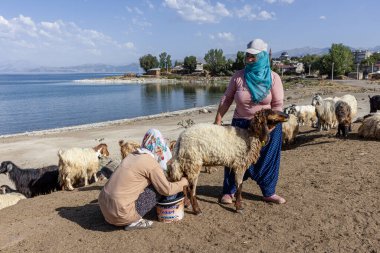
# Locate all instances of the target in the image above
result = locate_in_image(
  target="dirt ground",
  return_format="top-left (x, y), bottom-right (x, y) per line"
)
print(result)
top-left (0, 80), bottom-right (379, 253)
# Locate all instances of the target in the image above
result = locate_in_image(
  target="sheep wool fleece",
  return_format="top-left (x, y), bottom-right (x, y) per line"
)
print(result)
top-left (222, 120), bottom-right (282, 197)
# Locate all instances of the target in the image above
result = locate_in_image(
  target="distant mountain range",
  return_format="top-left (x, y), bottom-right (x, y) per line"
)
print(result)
top-left (0, 62), bottom-right (143, 74)
top-left (1, 45), bottom-right (379, 73)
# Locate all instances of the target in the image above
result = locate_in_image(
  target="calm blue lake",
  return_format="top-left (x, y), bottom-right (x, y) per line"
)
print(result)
top-left (0, 73), bottom-right (227, 135)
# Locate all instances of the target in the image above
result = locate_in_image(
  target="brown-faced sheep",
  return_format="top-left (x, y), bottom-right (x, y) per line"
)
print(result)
top-left (335, 101), bottom-right (352, 138)
top-left (282, 114), bottom-right (299, 144)
top-left (358, 113), bottom-right (380, 140)
top-left (58, 143), bottom-right (109, 191)
top-left (119, 140), bottom-right (140, 159)
top-left (168, 109), bottom-right (288, 214)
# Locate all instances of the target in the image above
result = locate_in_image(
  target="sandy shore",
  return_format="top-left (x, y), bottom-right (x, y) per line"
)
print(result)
top-left (74, 77), bottom-right (180, 84)
top-left (0, 80), bottom-right (379, 252)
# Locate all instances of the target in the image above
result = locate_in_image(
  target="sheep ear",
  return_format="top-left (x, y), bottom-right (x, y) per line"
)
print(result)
top-left (6, 163), bottom-right (13, 172)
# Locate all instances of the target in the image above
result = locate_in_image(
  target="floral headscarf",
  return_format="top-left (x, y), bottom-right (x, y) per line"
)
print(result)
top-left (137, 128), bottom-right (172, 172)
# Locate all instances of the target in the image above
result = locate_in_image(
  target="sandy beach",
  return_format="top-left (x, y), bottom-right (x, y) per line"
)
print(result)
top-left (0, 80), bottom-right (379, 252)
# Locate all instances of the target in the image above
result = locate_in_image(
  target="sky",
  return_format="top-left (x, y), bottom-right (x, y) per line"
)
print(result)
top-left (0, 0), bottom-right (379, 67)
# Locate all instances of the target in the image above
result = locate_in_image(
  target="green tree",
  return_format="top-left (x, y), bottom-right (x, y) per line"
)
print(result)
top-left (174, 60), bottom-right (182, 67)
top-left (139, 54), bottom-right (159, 72)
top-left (330, 43), bottom-right (353, 76)
top-left (184, 56), bottom-right (197, 73)
top-left (361, 52), bottom-right (380, 66)
top-left (166, 55), bottom-right (172, 70)
top-left (315, 44), bottom-right (353, 77)
top-left (159, 52), bottom-right (168, 69)
top-left (224, 58), bottom-right (235, 75)
top-left (232, 51), bottom-right (245, 71)
top-left (300, 54), bottom-right (320, 75)
top-left (204, 49), bottom-right (226, 76)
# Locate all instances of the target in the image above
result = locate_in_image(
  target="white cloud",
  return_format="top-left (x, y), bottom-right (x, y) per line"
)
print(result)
top-left (132, 18), bottom-right (152, 29)
top-left (163, 0), bottom-right (231, 23)
top-left (209, 32), bottom-right (234, 42)
top-left (195, 31), bottom-right (202, 37)
top-left (319, 15), bottom-right (326, 20)
top-left (0, 15), bottom-right (136, 66)
top-left (236, 5), bottom-right (275, 20)
top-left (257, 10), bottom-right (275, 20)
top-left (124, 42), bottom-right (135, 49)
top-left (134, 7), bottom-right (144, 15)
top-left (265, 0), bottom-right (294, 4)
top-left (217, 32), bottom-right (234, 41)
top-left (125, 6), bottom-right (133, 13)
top-left (145, 0), bottom-right (154, 9)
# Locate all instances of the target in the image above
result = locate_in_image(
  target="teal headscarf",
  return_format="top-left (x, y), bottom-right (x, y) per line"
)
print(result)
top-left (244, 51), bottom-right (272, 104)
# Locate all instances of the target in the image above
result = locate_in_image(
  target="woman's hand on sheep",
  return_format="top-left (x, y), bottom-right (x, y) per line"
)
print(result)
top-left (180, 177), bottom-right (189, 186)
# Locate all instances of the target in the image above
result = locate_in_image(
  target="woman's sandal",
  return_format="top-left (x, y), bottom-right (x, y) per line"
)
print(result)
top-left (124, 219), bottom-right (153, 231)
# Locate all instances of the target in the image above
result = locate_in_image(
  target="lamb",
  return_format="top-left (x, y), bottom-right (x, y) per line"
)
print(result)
top-left (119, 140), bottom-right (140, 159)
top-left (168, 109), bottom-right (288, 214)
top-left (335, 101), bottom-right (352, 138)
top-left (282, 114), bottom-right (299, 144)
top-left (358, 113), bottom-right (380, 140)
top-left (285, 104), bottom-right (317, 127)
top-left (0, 161), bottom-right (60, 198)
top-left (0, 185), bottom-right (17, 194)
top-left (58, 143), bottom-right (109, 191)
top-left (368, 95), bottom-right (380, 113)
top-left (312, 95), bottom-right (337, 131)
top-left (0, 192), bottom-right (26, 210)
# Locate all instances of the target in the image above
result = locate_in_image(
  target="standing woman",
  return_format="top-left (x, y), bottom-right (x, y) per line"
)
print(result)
top-left (98, 129), bottom-right (188, 230)
top-left (214, 38), bottom-right (286, 205)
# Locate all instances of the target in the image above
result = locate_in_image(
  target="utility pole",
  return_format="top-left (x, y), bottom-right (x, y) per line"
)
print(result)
top-left (372, 63), bottom-right (374, 73)
top-left (357, 63), bottom-right (359, 80)
top-left (308, 64), bottom-right (311, 76)
top-left (281, 65), bottom-right (284, 77)
top-left (331, 62), bottom-right (334, 81)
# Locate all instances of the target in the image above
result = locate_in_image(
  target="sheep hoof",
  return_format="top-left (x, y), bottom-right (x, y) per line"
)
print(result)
top-left (194, 209), bottom-right (203, 215)
top-left (236, 209), bottom-right (244, 214)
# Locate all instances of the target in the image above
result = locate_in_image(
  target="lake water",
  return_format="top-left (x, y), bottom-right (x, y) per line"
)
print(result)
top-left (0, 73), bottom-right (227, 136)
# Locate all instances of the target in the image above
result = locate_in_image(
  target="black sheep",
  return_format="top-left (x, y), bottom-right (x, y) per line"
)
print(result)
top-left (0, 161), bottom-right (60, 198)
top-left (369, 95), bottom-right (380, 113)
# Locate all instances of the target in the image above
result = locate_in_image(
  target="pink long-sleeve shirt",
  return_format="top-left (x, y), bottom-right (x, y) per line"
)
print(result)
top-left (219, 70), bottom-right (284, 119)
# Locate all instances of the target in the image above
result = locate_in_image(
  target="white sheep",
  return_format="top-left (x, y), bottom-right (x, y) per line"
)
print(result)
top-left (358, 113), bottom-right (380, 140)
top-left (282, 114), bottom-right (299, 144)
top-left (312, 95), bottom-right (337, 131)
top-left (58, 143), bottom-right (109, 191)
top-left (0, 192), bottom-right (26, 210)
top-left (311, 94), bottom-right (358, 130)
top-left (286, 104), bottom-right (317, 127)
top-left (168, 109), bottom-right (288, 214)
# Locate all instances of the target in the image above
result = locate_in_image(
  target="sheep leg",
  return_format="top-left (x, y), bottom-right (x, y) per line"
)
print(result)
top-left (183, 186), bottom-right (191, 208)
top-left (234, 171), bottom-right (245, 213)
top-left (93, 173), bottom-right (98, 183)
top-left (188, 177), bottom-right (202, 215)
top-left (84, 174), bottom-right (89, 186)
top-left (65, 178), bottom-right (75, 191)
